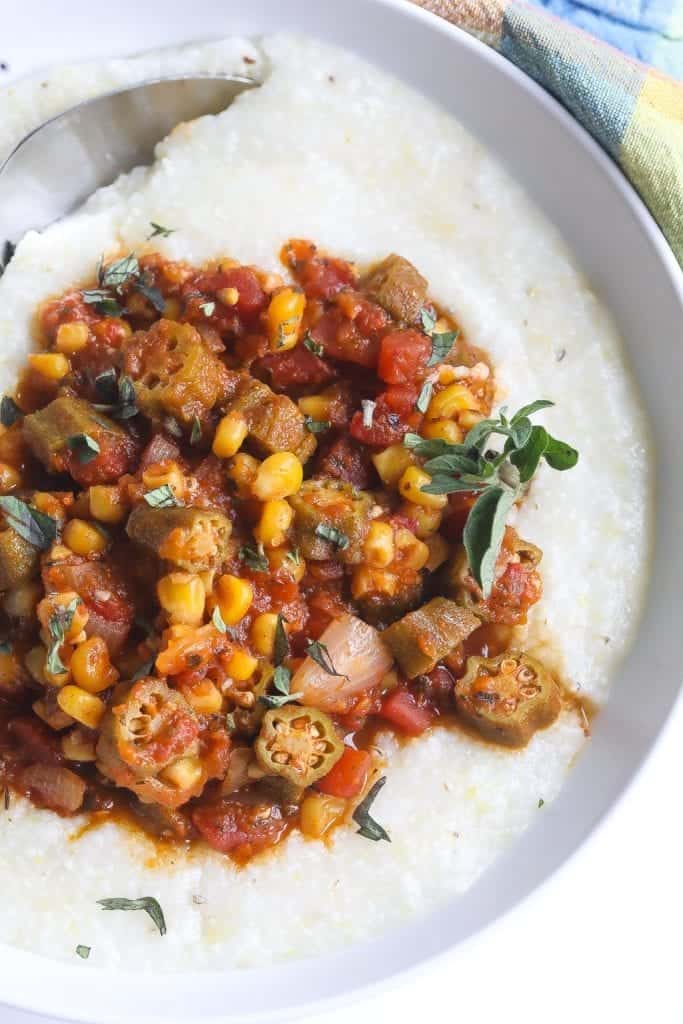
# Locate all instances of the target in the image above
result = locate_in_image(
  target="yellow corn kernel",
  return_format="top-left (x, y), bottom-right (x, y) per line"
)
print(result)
top-left (300, 793), bottom-right (347, 839)
top-left (254, 498), bottom-right (294, 549)
top-left (458, 410), bottom-right (484, 430)
top-left (364, 521), bottom-right (395, 569)
top-left (55, 321), bottom-right (89, 354)
top-left (28, 352), bottom-right (70, 380)
top-left (57, 686), bottom-right (105, 729)
top-left (226, 452), bottom-right (260, 498)
top-left (0, 461), bottom-right (21, 493)
top-left (89, 485), bottom-right (127, 524)
top-left (158, 572), bottom-right (206, 626)
top-left (217, 286), bottom-right (239, 306)
top-left (185, 679), bottom-right (223, 715)
top-left (198, 569), bottom-right (215, 597)
top-left (61, 727), bottom-right (97, 762)
top-left (394, 528), bottom-right (430, 570)
top-left (225, 647), bottom-right (258, 681)
top-left (266, 287), bottom-right (306, 351)
top-left (298, 395), bottom-right (332, 420)
top-left (215, 574), bottom-right (253, 626)
top-left (351, 567), bottom-right (399, 600)
top-left (142, 460), bottom-right (186, 501)
top-left (37, 591), bottom-right (89, 643)
top-left (3, 582), bottom-right (41, 619)
top-left (70, 636), bottom-right (119, 693)
top-left (398, 466), bottom-right (448, 510)
top-left (250, 612), bottom-right (279, 657)
top-left (63, 518), bottom-right (108, 556)
top-left (160, 755), bottom-right (204, 791)
top-left (267, 546), bottom-right (305, 583)
top-left (372, 444), bottom-right (413, 488)
top-left (426, 383), bottom-right (479, 421)
top-left (400, 502), bottom-right (442, 540)
top-left (421, 418), bottom-right (464, 444)
top-left (32, 698), bottom-right (72, 730)
top-left (163, 297), bottom-right (181, 321)
top-left (252, 452), bottom-right (303, 501)
top-left (425, 533), bottom-right (450, 572)
top-left (213, 412), bottom-right (249, 459)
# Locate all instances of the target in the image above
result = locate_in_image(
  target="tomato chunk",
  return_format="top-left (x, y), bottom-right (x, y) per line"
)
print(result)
top-left (255, 345), bottom-right (335, 391)
top-left (316, 746), bottom-right (371, 798)
top-left (380, 689), bottom-right (436, 736)
top-left (192, 797), bottom-right (288, 855)
top-left (378, 330), bottom-right (431, 385)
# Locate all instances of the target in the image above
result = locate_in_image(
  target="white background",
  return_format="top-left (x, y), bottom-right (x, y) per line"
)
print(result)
top-left (2, 696), bottom-right (680, 1024)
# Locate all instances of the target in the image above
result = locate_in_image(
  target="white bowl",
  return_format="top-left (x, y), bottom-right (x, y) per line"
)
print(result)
top-left (1, 0), bottom-right (682, 1020)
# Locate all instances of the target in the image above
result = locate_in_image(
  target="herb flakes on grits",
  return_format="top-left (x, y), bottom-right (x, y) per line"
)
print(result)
top-left (0, 32), bottom-right (650, 970)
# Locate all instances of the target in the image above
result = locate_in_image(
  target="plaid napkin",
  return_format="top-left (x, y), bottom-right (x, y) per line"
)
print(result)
top-left (410, 0), bottom-right (683, 267)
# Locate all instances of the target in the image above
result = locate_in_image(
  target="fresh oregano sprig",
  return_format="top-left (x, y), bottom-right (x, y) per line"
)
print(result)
top-left (404, 400), bottom-right (578, 596)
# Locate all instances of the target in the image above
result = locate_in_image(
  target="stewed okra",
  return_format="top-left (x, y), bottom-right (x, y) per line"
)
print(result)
top-left (0, 238), bottom-right (577, 860)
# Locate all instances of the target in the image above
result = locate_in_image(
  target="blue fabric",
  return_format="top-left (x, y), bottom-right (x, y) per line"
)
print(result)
top-left (533, 0), bottom-right (683, 79)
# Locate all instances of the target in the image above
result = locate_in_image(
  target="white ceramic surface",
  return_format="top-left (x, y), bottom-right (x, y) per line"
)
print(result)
top-left (0, 1), bottom-right (681, 1021)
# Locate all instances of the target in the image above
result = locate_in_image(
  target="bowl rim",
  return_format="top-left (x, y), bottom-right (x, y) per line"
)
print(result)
top-left (0, 0), bottom-right (682, 1020)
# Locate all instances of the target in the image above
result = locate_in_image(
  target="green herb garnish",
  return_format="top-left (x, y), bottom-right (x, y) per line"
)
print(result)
top-left (538, 798), bottom-right (545, 808)
top-left (97, 896), bottom-right (166, 936)
top-left (0, 496), bottom-right (57, 550)
top-left (0, 240), bottom-right (15, 278)
top-left (286, 548), bottom-right (302, 566)
top-left (131, 658), bottom-right (155, 682)
top-left (304, 639), bottom-right (346, 678)
top-left (147, 222), bottom-right (175, 240)
top-left (93, 372), bottom-right (138, 420)
top-left (420, 308), bottom-right (459, 367)
top-left (66, 433), bottom-right (100, 464)
top-left (3, 788), bottom-right (10, 811)
top-left (199, 301), bottom-right (215, 317)
top-left (314, 523), bottom-right (349, 551)
top-left (99, 254), bottom-right (139, 291)
top-left (303, 332), bottom-right (324, 357)
top-left (353, 776), bottom-right (391, 842)
top-left (415, 380), bottom-right (433, 414)
top-left (76, 945), bottom-right (91, 960)
top-left (135, 279), bottom-right (165, 313)
top-left (239, 543), bottom-right (268, 572)
top-left (81, 289), bottom-right (122, 317)
top-left (0, 395), bottom-right (21, 427)
top-left (190, 417), bottom-right (202, 446)
top-left (47, 597), bottom-right (80, 675)
top-left (143, 485), bottom-right (180, 509)
top-left (260, 665), bottom-right (302, 708)
top-left (273, 614), bottom-right (289, 666)
top-left (304, 417), bottom-right (330, 435)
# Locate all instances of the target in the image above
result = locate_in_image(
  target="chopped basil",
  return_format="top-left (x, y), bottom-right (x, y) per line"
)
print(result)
top-left (66, 433), bottom-right (100, 464)
top-left (47, 597), bottom-right (80, 676)
top-left (99, 254), bottom-right (139, 291)
top-left (134, 279), bottom-right (165, 313)
top-left (538, 798), bottom-right (545, 808)
top-left (419, 308), bottom-right (437, 333)
top-left (81, 289), bottom-right (122, 317)
top-left (0, 395), bottom-right (21, 427)
top-left (0, 496), bottom-right (57, 550)
top-left (93, 368), bottom-right (118, 404)
top-left (94, 372), bottom-right (138, 420)
top-left (212, 606), bottom-right (228, 634)
top-left (260, 664), bottom-right (302, 709)
top-left (76, 945), bottom-right (91, 960)
top-left (361, 400), bottom-right (376, 429)
top-left (286, 548), bottom-right (302, 566)
top-left (304, 639), bottom-right (346, 678)
top-left (314, 523), bottom-right (349, 551)
top-left (143, 485), bottom-right (180, 509)
top-left (304, 417), bottom-right (330, 435)
top-left (0, 240), bottom-right (15, 278)
top-left (273, 614), bottom-right (289, 666)
top-left (147, 222), bottom-right (175, 239)
top-left (303, 332), bottom-right (324, 357)
top-left (199, 301), bottom-right (215, 317)
top-left (190, 417), bottom-right (202, 446)
top-left (353, 776), bottom-right (390, 842)
top-left (239, 544), bottom-right (268, 572)
top-left (97, 896), bottom-right (166, 936)
top-left (415, 380), bottom-right (433, 414)
top-left (420, 307), bottom-right (459, 366)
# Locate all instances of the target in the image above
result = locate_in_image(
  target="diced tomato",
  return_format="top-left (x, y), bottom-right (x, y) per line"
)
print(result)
top-left (316, 746), bottom-right (371, 798)
top-left (383, 384), bottom-right (420, 417)
top-left (378, 329), bottom-right (431, 385)
top-left (255, 345), bottom-right (335, 391)
top-left (310, 309), bottom-right (380, 368)
top-left (380, 689), bottom-right (436, 736)
top-left (191, 267), bottom-right (267, 319)
top-left (285, 240), bottom-right (357, 300)
top-left (485, 560), bottom-right (542, 626)
top-left (349, 393), bottom-right (408, 447)
top-left (63, 430), bottom-right (139, 487)
top-left (192, 798), bottom-right (288, 855)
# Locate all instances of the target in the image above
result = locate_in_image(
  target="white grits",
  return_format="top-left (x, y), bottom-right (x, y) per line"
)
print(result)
top-left (0, 33), bottom-right (650, 969)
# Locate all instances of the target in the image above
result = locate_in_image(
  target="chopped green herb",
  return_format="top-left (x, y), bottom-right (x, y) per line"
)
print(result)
top-left (199, 301), bottom-right (215, 317)
top-left (361, 400), bottom-right (376, 429)
top-left (143, 485), bottom-right (180, 509)
top-left (0, 496), bottom-right (57, 550)
top-left (190, 417), bottom-right (202, 446)
top-left (353, 776), bottom-right (390, 842)
top-left (303, 332), bottom-right (324, 357)
top-left (304, 417), bottom-right (330, 435)
top-left (147, 222), bottom-right (175, 240)
top-left (93, 368), bottom-right (118, 404)
top-left (66, 433), bottom-right (101, 464)
top-left (93, 373), bottom-right (138, 420)
top-left (0, 395), bottom-right (21, 427)
top-left (304, 639), bottom-right (346, 678)
top-left (97, 896), bottom-right (166, 936)
top-left (76, 945), bottom-right (91, 960)
top-left (81, 289), bottom-right (122, 317)
top-left (420, 307), bottom-right (459, 366)
top-left (47, 597), bottom-right (81, 676)
top-left (260, 664), bottom-right (302, 708)
top-left (416, 380), bottom-right (433, 414)
top-left (134, 279), bottom-right (165, 313)
top-left (3, 788), bottom-right (10, 811)
top-left (99, 254), bottom-right (139, 291)
top-left (0, 640), bottom-right (12, 655)
top-left (212, 606), bottom-right (228, 634)
top-left (314, 523), bottom-right (349, 551)
top-left (239, 544), bottom-right (268, 572)
top-left (0, 240), bottom-right (15, 278)
top-left (538, 798), bottom-right (545, 808)
top-left (273, 614), bottom-right (289, 666)
top-left (419, 308), bottom-right (437, 334)
top-left (286, 548), bottom-right (302, 566)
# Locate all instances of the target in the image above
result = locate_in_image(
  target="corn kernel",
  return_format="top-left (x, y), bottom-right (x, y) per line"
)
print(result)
top-left (425, 533), bottom-right (450, 572)
top-left (364, 521), bottom-right (395, 568)
top-left (351, 567), bottom-right (399, 600)
top-left (70, 636), bottom-right (118, 693)
top-left (37, 591), bottom-right (89, 643)
top-left (254, 498), bottom-right (294, 549)
top-left (372, 444), bottom-right (413, 488)
top-left (400, 502), bottom-right (442, 539)
top-left (421, 418), bottom-right (464, 444)
top-left (394, 528), bottom-right (430, 570)
top-left (3, 582), bottom-right (41, 619)
top-left (32, 698), bottom-right (73, 730)
top-left (185, 679), bottom-right (223, 715)
top-left (426, 383), bottom-right (479, 421)
top-left (225, 648), bottom-right (258, 681)
top-left (252, 452), bottom-right (303, 501)
top-left (28, 352), bottom-right (70, 380)
top-left (158, 572), bottom-right (206, 626)
top-left (217, 286), bottom-right (239, 306)
top-left (226, 452), bottom-right (260, 497)
top-left (266, 287), bottom-right (306, 351)
top-left (398, 466), bottom-right (448, 510)
top-left (216, 574), bottom-right (253, 625)
top-left (213, 412), bottom-right (248, 459)
top-left (0, 461), bottom-right (21, 493)
top-left (89, 485), bottom-right (127, 524)
top-left (63, 518), bottom-right (108, 556)
top-left (298, 395), bottom-right (332, 420)
top-left (55, 321), bottom-right (89, 354)
top-left (250, 612), bottom-right (279, 657)
top-left (300, 793), bottom-right (347, 839)
top-left (61, 727), bottom-right (97, 762)
top-left (459, 410), bottom-right (485, 430)
top-left (267, 546), bottom-right (305, 582)
top-left (142, 460), bottom-right (186, 500)
top-left (159, 756), bottom-right (203, 790)
top-left (57, 686), bottom-right (105, 729)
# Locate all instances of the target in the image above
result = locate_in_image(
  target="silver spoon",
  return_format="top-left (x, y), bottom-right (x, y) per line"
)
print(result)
top-left (0, 74), bottom-right (257, 262)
